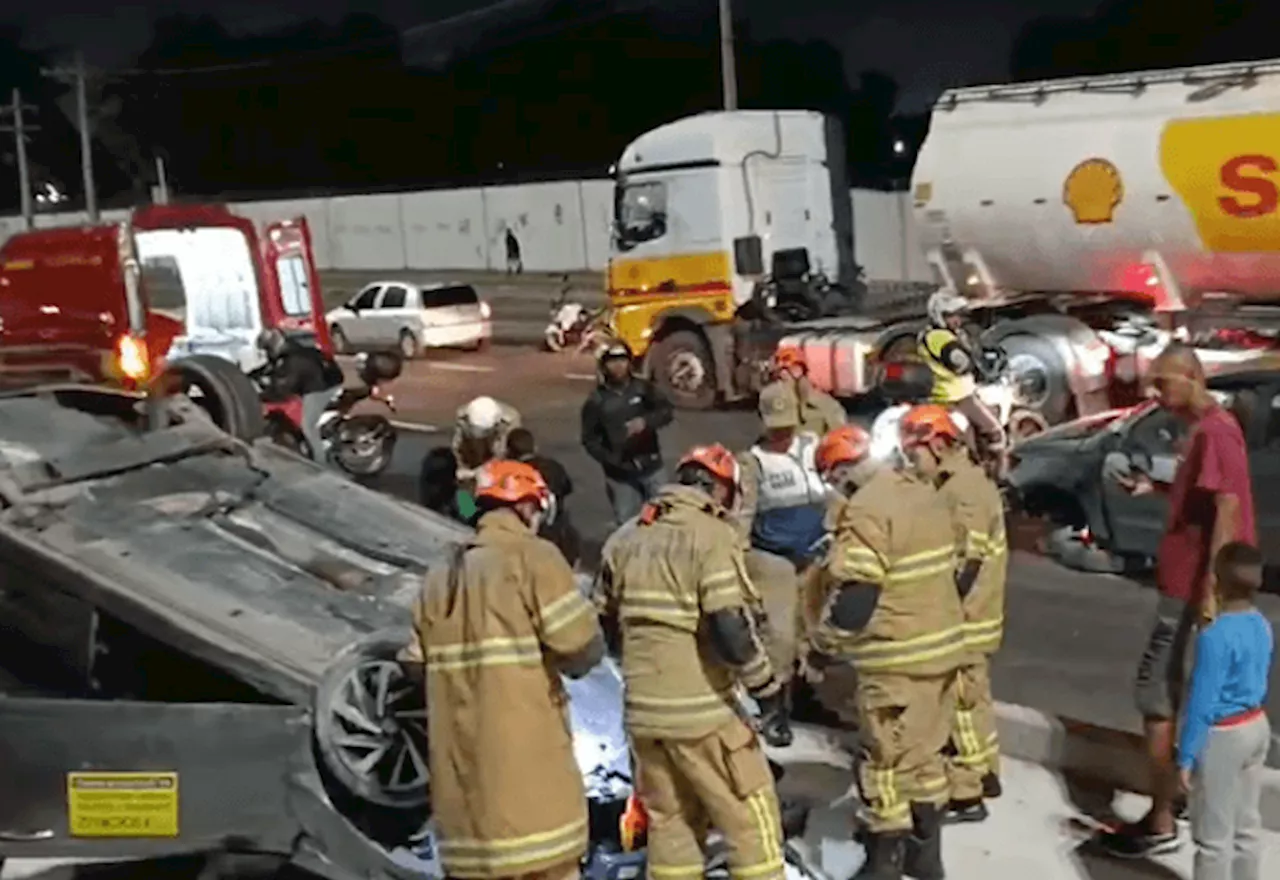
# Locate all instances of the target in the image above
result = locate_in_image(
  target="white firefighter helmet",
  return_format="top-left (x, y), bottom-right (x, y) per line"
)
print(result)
top-left (926, 288), bottom-right (969, 328)
top-left (461, 396), bottom-right (503, 437)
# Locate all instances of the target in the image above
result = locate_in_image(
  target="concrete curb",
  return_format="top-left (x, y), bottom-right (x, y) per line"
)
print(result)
top-left (993, 701), bottom-right (1280, 831)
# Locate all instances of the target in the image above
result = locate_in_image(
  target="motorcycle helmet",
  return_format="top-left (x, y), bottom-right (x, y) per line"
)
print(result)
top-left (926, 288), bottom-right (969, 328)
top-left (256, 327), bottom-right (287, 357)
top-left (461, 396), bottom-right (504, 437)
top-left (598, 341), bottom-right (632, 364)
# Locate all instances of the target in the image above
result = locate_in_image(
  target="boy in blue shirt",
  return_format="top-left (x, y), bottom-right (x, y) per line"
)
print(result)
top-left (1178, 541), bottom-right (1273, 880)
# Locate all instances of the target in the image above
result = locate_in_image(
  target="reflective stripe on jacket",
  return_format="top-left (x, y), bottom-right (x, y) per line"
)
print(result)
top-left (816, 467), bottom-right (969, 676)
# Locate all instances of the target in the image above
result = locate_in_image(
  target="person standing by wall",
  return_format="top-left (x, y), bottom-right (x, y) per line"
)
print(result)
top-left (1101, 343), bottom-right (1257, 859)
top-left (505, 226), bottom-right (523, 274)
top-left (580, 341), bottom-right (674, 526)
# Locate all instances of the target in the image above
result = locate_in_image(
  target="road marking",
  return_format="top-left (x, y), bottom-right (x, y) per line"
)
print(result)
top-left (565, 372), bottom-right (596, 381)
top-left (391, 420), bottom-right (440, 433)
top-left (427, 362), bottom-right (495, 373)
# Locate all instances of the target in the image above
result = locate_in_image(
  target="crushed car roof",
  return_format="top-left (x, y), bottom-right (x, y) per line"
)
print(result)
top-left (0, 391), bottom-right (471, 704)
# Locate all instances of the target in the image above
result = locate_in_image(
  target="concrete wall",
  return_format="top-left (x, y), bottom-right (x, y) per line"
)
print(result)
top-left (0, 181), bottom-right (933, 283)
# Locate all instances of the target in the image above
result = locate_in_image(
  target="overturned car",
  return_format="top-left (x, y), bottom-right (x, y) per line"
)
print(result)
top-left (0, 384), bottom-right (644, 880)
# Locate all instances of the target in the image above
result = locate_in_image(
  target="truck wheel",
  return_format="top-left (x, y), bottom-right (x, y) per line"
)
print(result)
top-left (650, 329), bottom-right (717, 410)
top-left (879, 334), bottom-right (917, 364)
top-left (313, 627), bottom-right (430, 811)
top-left (159, 355), bottom-right (265, 440)
top-left (1000, 335), bottom-right (1071, 425)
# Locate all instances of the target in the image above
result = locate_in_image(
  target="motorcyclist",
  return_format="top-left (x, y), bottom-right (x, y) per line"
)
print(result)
top-left (765, 348), bottom-right (846, 437)
top-left (917, 289), bottom-right (1007, 472)
top-left (580, 341), bottom-right (673, 526)
top-left (253, 328), bottom-right (344, 464)
top-left (402, 459), bottom-right (604, 880)
top-left (452, 396), bottom-right (521, 486)
top-left (595, 443), bottom-right (790, 880)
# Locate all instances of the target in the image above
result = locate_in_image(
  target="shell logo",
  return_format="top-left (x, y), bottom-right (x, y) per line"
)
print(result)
top-left (1063, 158), bottom-right (1124, 224)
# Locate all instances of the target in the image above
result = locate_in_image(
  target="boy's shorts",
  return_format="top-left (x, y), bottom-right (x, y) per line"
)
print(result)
top-left (1134, 593), bottom-right (1198, 720)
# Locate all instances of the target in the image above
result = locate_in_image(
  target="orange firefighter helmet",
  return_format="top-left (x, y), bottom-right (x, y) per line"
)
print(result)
top-left (816, 424), bottom-right (872, 473)
top-left (899, 404), bottom-right (963, 449)
top-left (676, 443), bottom-right (741, 488)
top-left (474, 459), bottom-right (550, 508)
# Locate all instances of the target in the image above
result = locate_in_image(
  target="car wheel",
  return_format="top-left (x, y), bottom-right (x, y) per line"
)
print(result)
top-left (1000, 334), bottom-right (1071, 425)
top-left (330, 325), bottom-right (348, 354)
top-left (158, 354), bottom-right (265, 440)
top-left (313, 628), bottom-right (429, 810)
top-left (399, 330), bottom-right (421, 360)
top-left (650, 329), bottom-right (716, 410)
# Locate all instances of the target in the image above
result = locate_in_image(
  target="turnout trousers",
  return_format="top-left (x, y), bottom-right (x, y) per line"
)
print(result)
top-left (632, 717), bottom-right (785, 880)
top-left (945, 658), bottom-right (1000, 801)
top-left (854, 672), bottom-right (956, 833)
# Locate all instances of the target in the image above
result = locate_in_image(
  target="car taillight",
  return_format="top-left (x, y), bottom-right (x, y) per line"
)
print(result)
top-left (116, 333), bottom-right (150, 381)
top-left (479, 301), bottom-right (492, 319)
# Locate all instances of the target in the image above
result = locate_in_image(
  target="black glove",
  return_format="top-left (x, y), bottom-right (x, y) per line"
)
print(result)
top-left (755, 688), bottom-right (793, 748)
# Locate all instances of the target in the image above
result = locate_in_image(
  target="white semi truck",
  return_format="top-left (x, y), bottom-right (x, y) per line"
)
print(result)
top-left (607, 58), bottom-right (1280, 424)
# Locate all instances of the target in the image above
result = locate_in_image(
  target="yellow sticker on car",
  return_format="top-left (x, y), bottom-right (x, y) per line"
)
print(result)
top-left (66, 772), bottom-right (179, 838)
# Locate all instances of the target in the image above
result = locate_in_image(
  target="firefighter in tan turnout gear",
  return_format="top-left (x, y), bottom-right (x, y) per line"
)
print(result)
top-left (598, 443), bottom-right (793, 880)
top-left (765, 348), bottom-right (847, 437)
top-left (407, 459), bottom-right (605, 880)
top-left (919, 404), bottom-right (1008, 824)
top-left (805, 408), bottom-right (969, 880)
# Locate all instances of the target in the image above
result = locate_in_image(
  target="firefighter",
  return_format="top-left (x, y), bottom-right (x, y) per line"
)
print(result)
top-left (804, 408), bottom-right (968, 880)
top-left (599, 443), bottom-right (792, 880)
top-left (917, 289), bottom-right (1006, 471)
top-left (766, 348), bottom-right (846, 437)
top-left (404, 459), bottom-right (605, 880)
top-left (737, 382), bottom-right (830, 696)
top-left (914, 404), bottom-right (1008, 823)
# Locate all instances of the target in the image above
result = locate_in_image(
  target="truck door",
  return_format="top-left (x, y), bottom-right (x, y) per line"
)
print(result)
top-left (0, 698), bottom-right (305, 861)
top-left (263, 218), bottom-right (331, 354)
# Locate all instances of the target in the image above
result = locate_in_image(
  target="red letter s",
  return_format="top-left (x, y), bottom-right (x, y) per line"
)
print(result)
top-left (1219, 155), bottom-right (1279, 218)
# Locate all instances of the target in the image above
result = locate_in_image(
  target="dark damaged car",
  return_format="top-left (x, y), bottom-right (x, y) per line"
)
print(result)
top-left (0, 385), bottom-right (647, 880)
top-left (1004, 359), bottom-right (1280, 580)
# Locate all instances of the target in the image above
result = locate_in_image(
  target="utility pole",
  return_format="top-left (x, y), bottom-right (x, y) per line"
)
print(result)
top-left (718, 0), bottom-right (738, 111)
top-left (40, 52), bottom-right (97, 222)
top-left (154, 155), bottom-right (170, 204)
top-left (0, 89), bottom-right (39, 229)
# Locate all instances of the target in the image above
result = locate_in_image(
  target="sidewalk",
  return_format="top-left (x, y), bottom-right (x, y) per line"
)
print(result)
top-left (773, 726), bottom-right (1280, 880)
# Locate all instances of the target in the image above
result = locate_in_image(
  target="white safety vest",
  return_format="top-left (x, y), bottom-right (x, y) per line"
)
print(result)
top-left (749, 433), bottom-right (828, 511)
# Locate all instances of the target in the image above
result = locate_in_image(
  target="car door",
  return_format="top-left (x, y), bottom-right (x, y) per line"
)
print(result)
top-left (376, 283), bottom-right (412, 349)
top-left (263, 218), bottom-right (330, 353)
top-left (1245, 384), bottom-right (1280, 582)
top-left (1098, 404), bottom-right (1187, 558)
top-left (341, 284), bottom-right (382, 346)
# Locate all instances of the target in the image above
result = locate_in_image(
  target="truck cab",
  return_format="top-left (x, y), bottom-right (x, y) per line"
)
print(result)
top-left (0, 204), bottom-right (329, 435)
top-left (608, 110), bottom-right (857, 408)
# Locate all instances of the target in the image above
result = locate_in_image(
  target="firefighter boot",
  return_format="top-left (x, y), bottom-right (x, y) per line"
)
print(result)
top-left (904, 803), bottom-right (944, 880)
top-left (981, 773), bottom-right (1002, 800)
top-left (855, 832), bottom-right (907, 880)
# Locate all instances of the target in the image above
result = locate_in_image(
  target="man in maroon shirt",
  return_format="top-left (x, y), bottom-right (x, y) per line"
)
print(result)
top-left (1102, 343), bottom-right (1257, 859)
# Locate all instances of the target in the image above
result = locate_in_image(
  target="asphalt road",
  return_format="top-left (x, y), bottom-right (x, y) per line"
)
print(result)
top-left (359, 342), bottom-right (1280, 761)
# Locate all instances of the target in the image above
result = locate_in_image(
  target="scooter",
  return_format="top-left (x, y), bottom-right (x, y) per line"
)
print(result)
top-left (545, 279), bottom-right (613, 353)
top-left (257, 352), bottom-right (401, 477)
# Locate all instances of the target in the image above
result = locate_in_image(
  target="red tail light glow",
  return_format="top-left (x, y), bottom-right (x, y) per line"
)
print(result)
top-left (116, 333), bottom-right (150, 382)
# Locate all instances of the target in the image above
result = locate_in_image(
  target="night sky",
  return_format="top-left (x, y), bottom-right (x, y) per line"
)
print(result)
top-left (14, 0), bottom-right (1104, 109)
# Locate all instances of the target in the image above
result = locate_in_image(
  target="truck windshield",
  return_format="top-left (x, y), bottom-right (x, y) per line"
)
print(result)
top-left (615, 180), bottom-right (667, 244)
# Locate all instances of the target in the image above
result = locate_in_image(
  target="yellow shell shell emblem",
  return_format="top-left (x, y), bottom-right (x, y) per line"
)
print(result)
top-left (1063, 158), bottom-right (1124, 224)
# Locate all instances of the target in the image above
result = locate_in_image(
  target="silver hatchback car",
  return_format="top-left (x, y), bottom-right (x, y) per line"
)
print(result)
top-left (325, 281), bottom-right (493, 358)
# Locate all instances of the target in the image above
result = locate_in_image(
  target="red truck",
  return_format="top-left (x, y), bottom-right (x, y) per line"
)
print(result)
top-left (0, 203), bottom-right (330, 436)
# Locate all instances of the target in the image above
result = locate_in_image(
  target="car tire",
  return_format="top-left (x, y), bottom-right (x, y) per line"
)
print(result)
top-left (159, 354), bottom-right (265, 441)
top-left (999, 334), bottom-right (1072, 425)
top-left (313, 627), bottom-right (430, 811)
top-left (330, 325), bottom-right (348, 354)
top-left (650, 329), bottom-right (717, 410)
top-left (399, 330), bottom-right (421, 360)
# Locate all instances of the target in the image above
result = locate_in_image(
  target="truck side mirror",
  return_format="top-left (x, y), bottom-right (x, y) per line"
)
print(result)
top-left (734, 236), bottom-right (764, 276)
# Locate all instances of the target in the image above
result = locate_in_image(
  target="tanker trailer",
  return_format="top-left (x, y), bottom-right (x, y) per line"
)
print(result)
top-left (895, 57), bottom-right (1280, 423)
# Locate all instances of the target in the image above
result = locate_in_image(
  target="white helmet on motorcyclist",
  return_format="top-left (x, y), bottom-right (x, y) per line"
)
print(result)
top-left (461, 396), bottom-right (504, 438)
top-left (927, 288), bottom-right (969, 329)
top-left (256, 327), bottom-right (287, 357)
